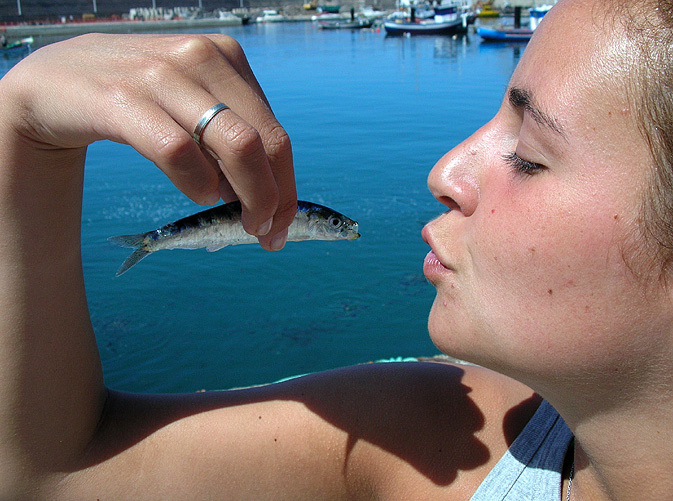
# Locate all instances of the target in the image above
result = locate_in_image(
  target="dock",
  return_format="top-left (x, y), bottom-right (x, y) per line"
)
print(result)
top-left (1, 17), bottom-right (243, 38)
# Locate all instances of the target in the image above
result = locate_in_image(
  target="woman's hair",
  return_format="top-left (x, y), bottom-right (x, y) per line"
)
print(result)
top-left (608, 1), bottom-right (673, 274)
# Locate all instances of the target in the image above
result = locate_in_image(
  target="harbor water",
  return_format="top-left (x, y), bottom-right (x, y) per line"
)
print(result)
top-left (0, 22), bottom-right (524, 392)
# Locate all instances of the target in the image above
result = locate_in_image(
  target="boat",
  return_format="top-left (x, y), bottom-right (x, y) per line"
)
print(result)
top-left (477, 2), bottom-right (555, 41)
top-left (476, 3), bottom-right (500, 17)
top-left (218, 11), bottom-right (244, 23)
top-left (358, 6), bottom-right (387, 21)
top-left (319, 17), bottom-right (373, 29)
top-left (255, 9), bottom-right (285, 23)
top-left (529, 3), bottom-right (554, 29)
top-left (311, 12), bottom-right (342, 21)
top-left (319, 7), bottom-right (375, 29)
top-left (318, 4), bottom-right (341, 13)
top-left (476, 26), bottom-right (534, 41)
top-left (0, 37), bottom-right (33, 57)
top-left (384, 0), bottom-right (472, 36)
top-left (384, 17), bottom-right (463, 35)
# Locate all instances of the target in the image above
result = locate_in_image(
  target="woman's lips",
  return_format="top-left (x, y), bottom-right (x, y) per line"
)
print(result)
top-left (424, 250), bottom-right (452, 278)
top-left (422, 223), bottom-right (455, 281)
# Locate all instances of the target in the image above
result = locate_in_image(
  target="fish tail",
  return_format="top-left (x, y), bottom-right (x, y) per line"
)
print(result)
top-left (108, 233), bottom-right (151, 277)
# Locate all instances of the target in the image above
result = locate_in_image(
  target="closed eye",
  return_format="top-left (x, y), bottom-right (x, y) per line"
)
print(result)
top-left (503, 151), bottom-right (546, 176)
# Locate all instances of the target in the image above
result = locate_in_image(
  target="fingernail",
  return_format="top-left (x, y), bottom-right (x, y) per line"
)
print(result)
top-left (204, 192), bottom-right (220, 206)
top-left (270, 229), bottom-right (288, 251)
top-left (257, 217), bottom-right (273, 236)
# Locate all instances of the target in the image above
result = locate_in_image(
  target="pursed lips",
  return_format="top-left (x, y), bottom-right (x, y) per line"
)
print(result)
top-left (421, 218), bottom-right (456, 272)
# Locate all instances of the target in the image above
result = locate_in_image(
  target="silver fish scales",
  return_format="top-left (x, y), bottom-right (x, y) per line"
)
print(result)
top-left (109, 200), bottom-right (360, 276)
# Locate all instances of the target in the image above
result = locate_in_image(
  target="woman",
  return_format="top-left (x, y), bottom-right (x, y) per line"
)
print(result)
top-left (0, 0), bottom-right (670, 498)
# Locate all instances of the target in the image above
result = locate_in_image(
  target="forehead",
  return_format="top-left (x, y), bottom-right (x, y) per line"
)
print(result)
top-left (511, 0), bottom-right (631, 113)
top-left (509, 0), bottom-right (648, 165)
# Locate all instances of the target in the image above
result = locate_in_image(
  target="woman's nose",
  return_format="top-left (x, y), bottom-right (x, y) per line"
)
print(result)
top-left (427, 132), bottom-right (483, 217)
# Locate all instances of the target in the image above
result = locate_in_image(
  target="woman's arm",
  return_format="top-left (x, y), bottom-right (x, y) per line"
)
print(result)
top-left (0, 33), bottom-right (296, 497)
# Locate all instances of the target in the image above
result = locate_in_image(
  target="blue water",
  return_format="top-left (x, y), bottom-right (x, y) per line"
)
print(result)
top-left (1, 23), bottom-right (523, 392)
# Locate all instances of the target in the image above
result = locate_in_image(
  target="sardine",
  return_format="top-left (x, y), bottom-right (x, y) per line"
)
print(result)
top-left (109, 200), bottom-right (360, 276)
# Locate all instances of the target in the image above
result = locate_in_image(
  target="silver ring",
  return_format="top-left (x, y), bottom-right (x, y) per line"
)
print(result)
top-left (192, 103), bottom-right (229, 146)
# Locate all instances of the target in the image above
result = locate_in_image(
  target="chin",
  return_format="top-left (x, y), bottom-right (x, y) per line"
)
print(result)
top-left (427, 296), bottom-right (465, 357)
top-left (426, 297), bottom-right (496, 371)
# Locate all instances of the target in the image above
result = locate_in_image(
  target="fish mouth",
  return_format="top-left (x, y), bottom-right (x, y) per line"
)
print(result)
top-left (348, 222), bottom-right (360, 239)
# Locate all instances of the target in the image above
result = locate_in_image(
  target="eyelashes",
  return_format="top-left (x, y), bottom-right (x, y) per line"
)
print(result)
top-left (502, 151), bottom-right (546, 175)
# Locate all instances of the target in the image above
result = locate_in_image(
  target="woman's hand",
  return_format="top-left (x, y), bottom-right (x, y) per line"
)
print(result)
top-left (1, 33), bottom-right (296, 250)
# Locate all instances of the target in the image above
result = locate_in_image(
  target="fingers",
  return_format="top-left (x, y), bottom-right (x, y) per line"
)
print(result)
top-left (199, 36), bottom-right (297, 245)
top-left (203, 108), bottom-right (280, 232)
top-left (150, 75), bottom-right (291, 241)
top-left (154, 35), bottom-right (297, 248)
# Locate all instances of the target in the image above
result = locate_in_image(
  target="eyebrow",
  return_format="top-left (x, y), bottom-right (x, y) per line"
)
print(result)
top-left (508, 87), bottom-right (566, 138)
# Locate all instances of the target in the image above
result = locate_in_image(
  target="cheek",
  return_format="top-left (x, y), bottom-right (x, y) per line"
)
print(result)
top-left (470, 201), bottom-right (647, 344)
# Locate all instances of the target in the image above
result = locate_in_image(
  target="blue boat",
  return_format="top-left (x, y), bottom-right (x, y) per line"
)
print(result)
top-left (476, 26), bottom-right (534, 41)
top-left (477, 3), bottom-right (554, 42)
top-left (0, 37), bottom-right (33, 58)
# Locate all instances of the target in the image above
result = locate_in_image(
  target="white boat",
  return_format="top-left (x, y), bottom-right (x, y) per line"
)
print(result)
top-left (358, 6), bottom-right (386, 21)
top-left (384, 17), bottom-right (463, 35)
top-left (311, 12), bottom-right (343, 21)
top-left (255, 10), bottom-right (286, 23)
top-left (529, 3), bottom-right (555, 29)
top-left (218, 11), bottom-right (242, 23)
top-left (384, 0), bottom-right (474, 36)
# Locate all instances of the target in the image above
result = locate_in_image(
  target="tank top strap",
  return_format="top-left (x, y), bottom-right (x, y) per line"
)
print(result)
top-left (470, 400), bottom-right (574, 500)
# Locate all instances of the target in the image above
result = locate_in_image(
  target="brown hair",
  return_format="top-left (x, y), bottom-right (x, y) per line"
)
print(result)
top-left (608, 0), bottom-right (673, 272)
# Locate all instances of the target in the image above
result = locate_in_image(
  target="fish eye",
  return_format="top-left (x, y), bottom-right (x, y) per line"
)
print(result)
top-left (328, 216), bottom-right (343, 228)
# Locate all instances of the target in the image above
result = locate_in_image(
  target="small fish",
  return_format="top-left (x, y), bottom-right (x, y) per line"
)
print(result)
top-left (109, 200), bottom-right (360, 276)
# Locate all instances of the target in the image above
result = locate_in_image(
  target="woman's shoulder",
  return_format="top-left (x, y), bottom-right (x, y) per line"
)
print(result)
top-left (287, 358), bottom-right (541, 499)
top-left (59, 358), bottom-right (540, 500)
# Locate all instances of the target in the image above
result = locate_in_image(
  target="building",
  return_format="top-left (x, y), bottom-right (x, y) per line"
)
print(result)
top-left (1, 0), bottom-right (242, 22)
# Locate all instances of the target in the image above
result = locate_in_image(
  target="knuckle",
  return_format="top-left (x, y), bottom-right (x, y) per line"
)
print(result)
top-left (153, 131), bottom-right (216, 199)
top-left (217, 35), bottom-right (246, 63)
top-left (221, 121), bottom-right (264, 160)
top-left (263, 123), bottom-right (293, 164)
top-left (138, 64), bottom-right (166, 88)
top-left (168, 34), bottom-right (221, 68)
top-left (154, 129), bottom-right (196, 163)
top-left (117, 57), bottom-right (176, 93)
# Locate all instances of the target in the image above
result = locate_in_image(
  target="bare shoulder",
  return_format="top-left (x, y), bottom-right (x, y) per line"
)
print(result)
top-left (315, 358), bottom-right (541, 499)
top-left (57, 360), bottom-right (539, 500)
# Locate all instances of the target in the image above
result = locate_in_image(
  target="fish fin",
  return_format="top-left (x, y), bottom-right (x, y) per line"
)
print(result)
top-left (114, 248), bottom-right (151, 277)
top-left (206, 244), bottom-right (228, 252)
top-left (108, 233), bottom-right (146, 249)
top-left (108, 233), bottom-right (151, 276)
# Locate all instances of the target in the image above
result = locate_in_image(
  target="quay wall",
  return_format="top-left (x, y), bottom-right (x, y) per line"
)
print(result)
top-left (1, 17), bottom-right (246, 37)
top-left (1, 0), bottom-right (394, 24)
top-left (3, 1), bottom-right (241, 22)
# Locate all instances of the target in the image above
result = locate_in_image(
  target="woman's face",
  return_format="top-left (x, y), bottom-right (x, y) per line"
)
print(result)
top-left (423, 0), bottom-right (673, 386)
